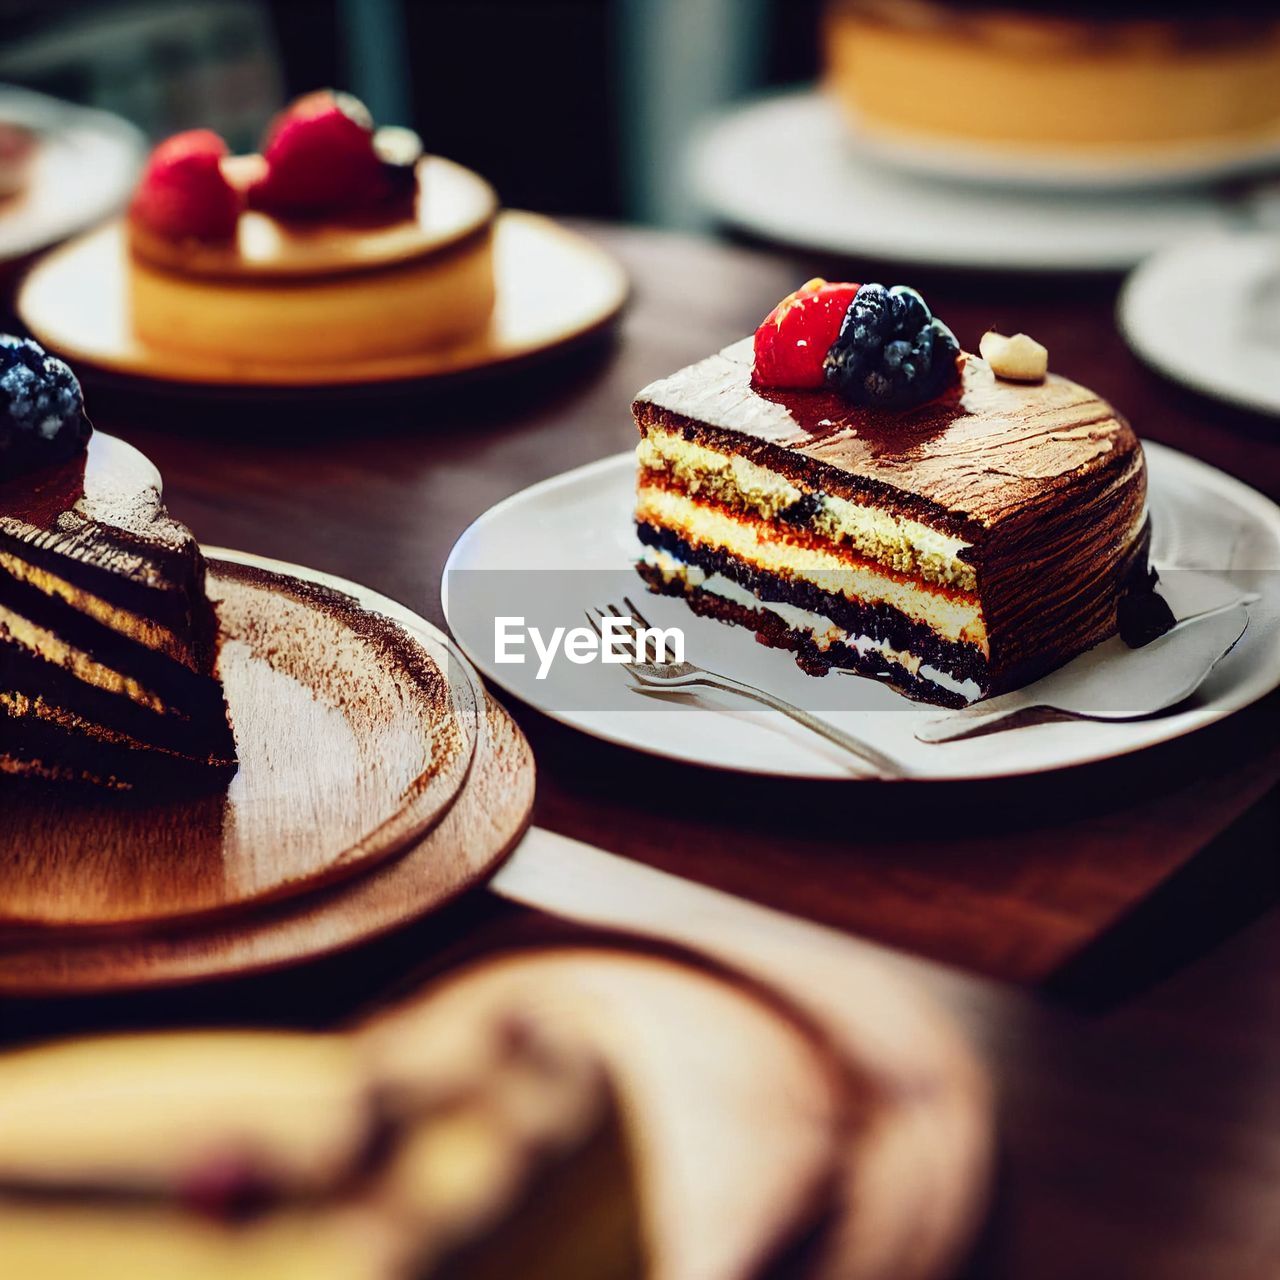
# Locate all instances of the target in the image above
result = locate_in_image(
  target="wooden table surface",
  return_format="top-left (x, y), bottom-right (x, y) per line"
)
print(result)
top-left (4, 224), bottom-right (1279, 1278)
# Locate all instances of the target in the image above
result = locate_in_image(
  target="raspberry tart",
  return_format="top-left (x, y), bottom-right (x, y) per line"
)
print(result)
top-left (124, 91), bottom-right (496, 369)
top-left (0, 337), bottom-right (236, 787)
top-left (633, 280), bottom-right (1154, 707)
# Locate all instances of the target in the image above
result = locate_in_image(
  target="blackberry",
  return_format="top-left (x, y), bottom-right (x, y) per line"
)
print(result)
top-left (823, 284), bottom-right (961, 410)
top-left (0, 336), bottom-right (92, 479)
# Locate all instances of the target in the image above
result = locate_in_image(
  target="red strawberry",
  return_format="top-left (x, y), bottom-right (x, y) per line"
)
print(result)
top-left (752, 279), bottom-right (861, 390)
top-left (247, 90), bottom-right (384, 218)
top-left (129, 130), bottom-right (241, 242)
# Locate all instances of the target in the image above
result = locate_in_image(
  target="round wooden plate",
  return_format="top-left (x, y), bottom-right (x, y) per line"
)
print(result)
top-left (0, 551), bottom-right (482, 933)
top-left (0, 671), bottom-right (533, 996)
top-left (17, 211), bottom-right (628, 388)
top-left (361, 946), bottom-right (847, 1280)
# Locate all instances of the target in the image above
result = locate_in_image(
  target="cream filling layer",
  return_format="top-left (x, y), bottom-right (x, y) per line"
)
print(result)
top-left (642, 547), bottom-right (983, 702)
top-left (0, 550), bottom-right (187, 663)
top-left (0, 607), bottom-right (168, 715)
top-left (637, 431), bottom-right (975, 591)
top-left (637, 484), bottom-right (988, 650)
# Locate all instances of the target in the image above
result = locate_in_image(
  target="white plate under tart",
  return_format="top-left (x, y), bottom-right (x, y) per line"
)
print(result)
top-left (16, 211), bottom-right (628, 388)
top-left (442, 445), bottom-right (1280, 782)
top-left (0, 550), bottom-right (488, 933)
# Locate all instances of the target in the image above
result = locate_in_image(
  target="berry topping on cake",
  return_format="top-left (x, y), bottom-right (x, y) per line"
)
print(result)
top-left (823, 284), bottom-right (961, 410)
top-left (129, 129), bottom-right (242, 242)
top-left (248, 90), bottom-right (388, 218)
top-left (752, 279), bottom-right (860, 389)
top-left (0, 336), bottom-right (92, 479)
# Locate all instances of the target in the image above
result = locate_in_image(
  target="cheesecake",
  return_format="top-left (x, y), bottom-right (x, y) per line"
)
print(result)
top-left (825, 0), bottom-right (1280, 157)
top-left (124, 91), bottom-right (496, 369)
top-left (0, 1001), bottom-right (644, 1278)
top-left (633, 280), bottom-right (1152, 707)
top-left (0, 336), bottom-right (235, 786)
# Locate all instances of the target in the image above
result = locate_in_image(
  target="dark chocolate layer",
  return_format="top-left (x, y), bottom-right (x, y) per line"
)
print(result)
top-left (0, 638), bottom-right (235, 765)
top-left (0, 433), bottom-right (220, 659)
top-left (637, 562), bottom-right (972, 709)
top-left (0, 566), bottom-right (228, 717)
top-left (637, 521), bottom-right (989, 688)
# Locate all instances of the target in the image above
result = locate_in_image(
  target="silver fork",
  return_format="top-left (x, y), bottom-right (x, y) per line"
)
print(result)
top-left (585, 597), bottom-right (909, 779)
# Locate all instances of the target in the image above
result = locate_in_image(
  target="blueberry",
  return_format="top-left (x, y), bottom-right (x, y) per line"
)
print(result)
top-left (0, 335), bottom-right (91, 479)
top-left (823, 284), bottom-right (961, 411)
top-left (888, 285), bottom-right (930, 336)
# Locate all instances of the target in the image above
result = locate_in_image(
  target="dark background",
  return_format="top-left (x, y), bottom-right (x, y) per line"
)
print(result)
top-left (0, 0), bottom-right (827, 220)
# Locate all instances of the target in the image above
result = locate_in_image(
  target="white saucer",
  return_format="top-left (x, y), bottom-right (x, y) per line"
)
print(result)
top-left (689, 93), bottom-right (1242, 273)
top-left (443, 446), bottom-right (1280, 782)
top-left (831, 97), bottom-right (1280, 194)
top-left (1119, 232), bottom-right (1280, 417)
top-left (0, 85), bottom-right (144, 265)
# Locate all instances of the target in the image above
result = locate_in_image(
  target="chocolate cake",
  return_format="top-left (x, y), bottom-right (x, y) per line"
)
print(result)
top-left (632, 282), bottom-right (1149, 707)
top-left (0, 337), bottom-right (235, 786)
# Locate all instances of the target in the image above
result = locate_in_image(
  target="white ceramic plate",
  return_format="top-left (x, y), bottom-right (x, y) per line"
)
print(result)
top-left (442, 445), bottom-right (1280, 782)
top-left (689, 93), bottom-right (1242, 273)
top-left (1119, 232), bottom-right (1280, 417)
top-left (0, 85), bottom-right (144, 265)
top-left (827, 95), bottom-right (1280, 194)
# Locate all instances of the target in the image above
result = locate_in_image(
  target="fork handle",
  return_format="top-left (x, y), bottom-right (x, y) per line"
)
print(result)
top-left (682, 673), bottom-right (910, 778)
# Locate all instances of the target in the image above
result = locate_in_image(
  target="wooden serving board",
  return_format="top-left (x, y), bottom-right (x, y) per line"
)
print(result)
top-left (493, 831), bottom-right (995, 1280)
top-left (364, 945), bottom-right (849, 1280)
top-left (0, 692), bottom-right (532, 995)
top-left (0, 557), bottom-right (478, 933)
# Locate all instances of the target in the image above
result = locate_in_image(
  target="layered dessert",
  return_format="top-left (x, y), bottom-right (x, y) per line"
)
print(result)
top-left (0, 1004), bottom-right (644, 1278)
top-left (125, 90), bottom-right (496, 368)
top-left (824, 1), bottom-right (1280, 156)
top-left (633, 280), bottom-right (1151, 706)
top-left (0, 336), bottom-right (236, 786)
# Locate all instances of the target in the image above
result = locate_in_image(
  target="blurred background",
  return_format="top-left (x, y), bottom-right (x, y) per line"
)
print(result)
top-left (0, 0), bottom-right (825, 226)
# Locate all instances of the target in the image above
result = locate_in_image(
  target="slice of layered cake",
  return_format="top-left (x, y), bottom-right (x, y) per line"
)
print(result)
top-left (0, 336), bottom-right (236, 786)
top-left (0, 1003), bottom-right (644, 1278)
top-left (634, 281), bottom-right (1150, 707)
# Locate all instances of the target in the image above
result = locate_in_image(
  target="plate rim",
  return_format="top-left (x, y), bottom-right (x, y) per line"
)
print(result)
top-left (0, 85), bottom-right (145, 263)
top-left (442, 442), bottom-right (1280, 782)
top-left (1118, 232), bottom-right (1280, 418)
top-left (0, 549), bottom-right (484, 934)
top-left (16, 210), bottom-right (629, 389)
top-left (689, 90), bottom-right (1235, 272)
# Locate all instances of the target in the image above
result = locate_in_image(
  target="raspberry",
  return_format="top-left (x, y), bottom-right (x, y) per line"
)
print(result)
top-left (248, 90), bottom-right (385, 218)
top-left (129, 129), bottom-right (242, 242)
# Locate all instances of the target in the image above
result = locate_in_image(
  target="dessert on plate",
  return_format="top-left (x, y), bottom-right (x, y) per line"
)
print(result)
top-left (824, 0), bottom-right (1280, 157)
top-left (633, 280), bottom-right (1152, 707)
top-left (0, 336), bottom-right (236, 786)
top-left (0, 999), bottom-right (643, 1278)
top-left (125, 90), bottom-right (497, 368)
top-left (0, 120), bottom-right (36, 202)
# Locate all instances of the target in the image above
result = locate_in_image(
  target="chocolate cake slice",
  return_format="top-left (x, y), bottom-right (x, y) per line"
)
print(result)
top-left (0, 337), bottom-right (235, 787)
top-left (632, 283), bottom-right (1149, 707)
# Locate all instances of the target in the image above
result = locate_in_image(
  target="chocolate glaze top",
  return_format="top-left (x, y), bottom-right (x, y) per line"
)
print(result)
top-left (633, 338), bottom-right (1142, 542)
top-left (0, 432), bottom-right (213, 634)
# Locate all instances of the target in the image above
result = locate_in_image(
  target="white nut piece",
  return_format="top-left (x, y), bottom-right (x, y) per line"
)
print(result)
top-left (980, 330), bottom-right (1048, 383)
